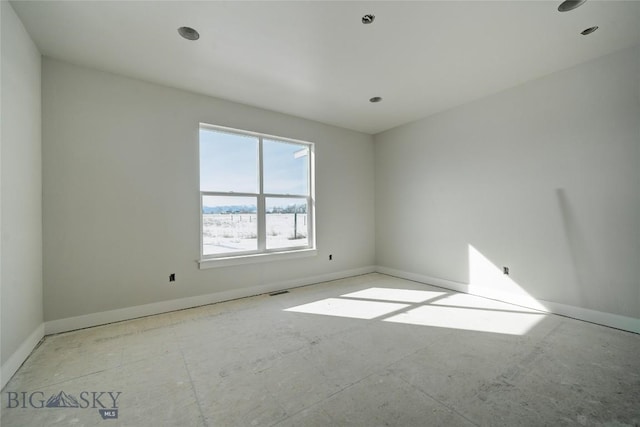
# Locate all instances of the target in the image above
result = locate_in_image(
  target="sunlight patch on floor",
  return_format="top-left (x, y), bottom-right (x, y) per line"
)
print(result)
top-left (432, 293), bottom-right (541, 313)
top-left (341, 287), bottom-right (446, 303)
top-left (285, 282), bottom-right (547, 336)
top-left (383, 305), bottom-right (545, 335)
top-left (284, 297), bottom-right (409, 320)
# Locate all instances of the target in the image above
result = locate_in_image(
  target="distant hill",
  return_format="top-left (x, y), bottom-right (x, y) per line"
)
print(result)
top-left (202, 205), bottom-right (257, 214)
top-left (202, 204), bottom-right (307, 214)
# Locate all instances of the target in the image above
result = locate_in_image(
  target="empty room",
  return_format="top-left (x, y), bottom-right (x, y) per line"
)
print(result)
top-left (1, 0), bottom-right (639, 425)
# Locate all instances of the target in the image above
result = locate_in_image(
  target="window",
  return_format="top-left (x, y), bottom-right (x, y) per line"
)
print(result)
top-left (199, 124), bottom-right (315, 265)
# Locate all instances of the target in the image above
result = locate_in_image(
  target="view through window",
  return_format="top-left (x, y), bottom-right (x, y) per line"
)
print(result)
top-left (199, 124), bottom-right (314, 258)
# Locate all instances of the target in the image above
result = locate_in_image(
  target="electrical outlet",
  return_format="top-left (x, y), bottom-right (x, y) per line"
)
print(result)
top-left (503, 267), bottom-right (509, 275)
top-left (169, 273), bottom-right (176, 282)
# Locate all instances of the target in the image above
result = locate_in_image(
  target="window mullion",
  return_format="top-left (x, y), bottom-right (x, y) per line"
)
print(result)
top-left (306, 195), bottom-right (313, 248)
top-left (200, 192), bottom-right (205, 259)
top-left (257, 137), bottom-right (266, 251)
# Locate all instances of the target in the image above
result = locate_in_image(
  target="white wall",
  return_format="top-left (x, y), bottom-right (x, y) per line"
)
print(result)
top-left (42, 58), bottom-right (375, 323)
top-left (1, 1), bottom-right (44, 386)
top-left (375, 45), bottom-right (640, 319)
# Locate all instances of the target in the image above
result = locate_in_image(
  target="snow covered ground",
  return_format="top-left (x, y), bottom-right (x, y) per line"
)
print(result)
top-left (202, 213), bottom-right (308, 255)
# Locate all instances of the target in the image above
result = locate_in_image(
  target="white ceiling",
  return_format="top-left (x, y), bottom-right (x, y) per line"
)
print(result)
top-left (10, 1), bottom-right (640, 134)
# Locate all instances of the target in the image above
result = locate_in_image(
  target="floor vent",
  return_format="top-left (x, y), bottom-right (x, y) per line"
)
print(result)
top-left (269, 290), bottom-right (289, 296)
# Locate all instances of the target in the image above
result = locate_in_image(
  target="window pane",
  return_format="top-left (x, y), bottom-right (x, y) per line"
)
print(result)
top-left (202, 196), bottom-right (257, 255)
top-left (263, 139), bottom-right (309, 195)
top-left (266, 198), bottom-right (308, 250)
top-left (200, 128), bottom-right (258, 193)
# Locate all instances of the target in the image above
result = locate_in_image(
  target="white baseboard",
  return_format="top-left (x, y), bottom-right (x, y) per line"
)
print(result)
top-left (1, 323), bottom-right (44, 390)
top-left (45, 266), bottom-right (377, 335)
top-left (375, 266), bottom-right (640, 334)
top-left (376, 266), bottom-right (469, 294)
top-left (541, 299), bottom-right (640, 334)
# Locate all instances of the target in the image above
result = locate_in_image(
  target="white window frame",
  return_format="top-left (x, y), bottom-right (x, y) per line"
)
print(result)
top-left (198, 123), bottom-right (316, 269)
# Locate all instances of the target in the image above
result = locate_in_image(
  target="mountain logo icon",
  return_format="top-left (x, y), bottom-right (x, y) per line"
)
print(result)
top-left (45, 391), bottom-right (80, 408)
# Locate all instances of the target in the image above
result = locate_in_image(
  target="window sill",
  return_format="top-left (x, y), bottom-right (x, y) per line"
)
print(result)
top-left (198, 248), bottom-right (317, 269)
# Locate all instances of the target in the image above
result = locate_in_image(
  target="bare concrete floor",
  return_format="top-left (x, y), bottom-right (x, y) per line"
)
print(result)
top-left (2, 273), bottom-right (639, 426)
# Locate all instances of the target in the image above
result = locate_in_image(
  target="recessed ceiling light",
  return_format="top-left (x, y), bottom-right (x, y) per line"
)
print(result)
top-left (369, 97), bottom-right (382, 103)
top-left (558, 0), bottom-right (587, 12)
top-left (362, 14), bottom-right (375, 24)
top-left (178, 26), bottom-right (200, 41)
top-left (581, 26), bottom-right (598, 35)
